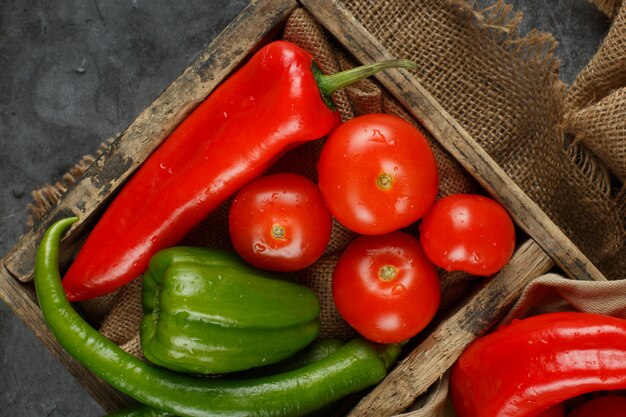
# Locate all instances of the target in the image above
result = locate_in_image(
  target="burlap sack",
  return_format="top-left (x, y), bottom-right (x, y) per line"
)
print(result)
top-left (565, 2), bottom-right (625, 113)
top-left (343, 0), bottom-right (626, 281)
top-left (565, 2), bottom-right (626, 188)
top-left (25, 1), bottom-right (626, 415)
top-left (592, 0), bottom-right (623, 18)
top-left (567, 87), bottom-right (626, 183)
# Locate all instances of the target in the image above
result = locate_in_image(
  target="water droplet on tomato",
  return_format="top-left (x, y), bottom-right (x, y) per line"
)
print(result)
top-left (254, 243), bottom-right (266, 253)
top-left (392, 284), bottom-right (406, 294)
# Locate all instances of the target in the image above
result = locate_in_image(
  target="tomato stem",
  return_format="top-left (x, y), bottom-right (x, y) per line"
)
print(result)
top-left (271, 224), bottom-right (286, 240)
top-left (378, 265), bottom-right (397, 281)
top-left (376, 173), bottom-right (394, 191)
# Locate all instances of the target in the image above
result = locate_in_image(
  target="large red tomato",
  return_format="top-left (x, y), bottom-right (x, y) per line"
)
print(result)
top-left (568, 396), bottom-right (626, 417)
top-left (317, 113), bottom-right (438, 235)
top-left (332, 231), bottom-right (441, 343)
top-left (228, 173), bottom-right (332, 272)
top-left (419, 194), bottom-right (516, 276)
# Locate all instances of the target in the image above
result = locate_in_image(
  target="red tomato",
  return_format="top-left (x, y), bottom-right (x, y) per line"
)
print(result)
top-left (317, 113), bottom-right (438, 235)
top-left (228, 173), bottom-right (332, 272)
top-left (568, 396), bottom-right (626, 417)
top-left (419, 194), bottom-right (516, 276)
top-left (332, 231), bottom-right (440, 343)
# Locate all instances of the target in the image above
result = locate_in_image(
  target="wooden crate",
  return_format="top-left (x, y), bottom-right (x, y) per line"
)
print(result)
top-left (0, 0), bottom-right (607, 415)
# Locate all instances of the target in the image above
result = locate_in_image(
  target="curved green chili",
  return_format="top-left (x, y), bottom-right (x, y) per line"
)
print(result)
top-left (35, 218), bottom-right (401, 417)
top-left (107, 338), bottom-right (346, 417)
top-left (232, 337), bottom-right (345, 379)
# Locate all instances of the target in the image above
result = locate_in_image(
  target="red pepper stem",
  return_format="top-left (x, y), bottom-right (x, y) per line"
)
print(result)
top-left (313, 59), bottom-right (417, 109)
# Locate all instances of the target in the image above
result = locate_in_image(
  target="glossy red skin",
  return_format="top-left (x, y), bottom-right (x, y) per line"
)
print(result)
top-left (419, 194), bottom-right (516, 276)
top-left (450, 312), bottom-right (626, 417)
top-left (332, 231), bottom-right (440, 344)
top-left (62, 41), bottom-right (341, 301)
top-left (228, 173), bottom-right (332, 272)
top-left (568, 395), bottom-right (626, 417)
top-left (535, 404), bottom-right (565, 417)
top-left (317, 113), bottom-right (438, 236)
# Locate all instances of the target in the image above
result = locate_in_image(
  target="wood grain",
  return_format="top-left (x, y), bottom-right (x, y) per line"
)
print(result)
top-left (3, 0), bottom-right (297, 284)
top-left (299, 0), bottom-right (607, 283)
top-left (347, 239), bottom-right (554, 416)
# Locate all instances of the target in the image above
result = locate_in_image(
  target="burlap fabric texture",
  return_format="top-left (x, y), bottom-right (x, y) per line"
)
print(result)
top-left (27, 0), bottom-right (626, 413)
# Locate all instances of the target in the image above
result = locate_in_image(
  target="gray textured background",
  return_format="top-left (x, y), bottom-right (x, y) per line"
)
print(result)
top-left (0, 1), bottom-right (610, 416)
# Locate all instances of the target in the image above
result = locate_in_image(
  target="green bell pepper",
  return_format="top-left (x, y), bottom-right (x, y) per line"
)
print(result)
top-left (141, 246), bottom-right (321, 374)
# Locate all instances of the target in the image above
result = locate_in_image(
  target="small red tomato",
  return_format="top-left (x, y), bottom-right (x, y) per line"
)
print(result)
top-left (317, 113), bottom-right (438, 235)
top-left (228, 173), bottom-right (332, 272)
top-left (568, 396), bottom-right (626, 417)
top-left (419, 194), bottom-right (516, 276)
top-left (332, 231), bottom-right (440, 343)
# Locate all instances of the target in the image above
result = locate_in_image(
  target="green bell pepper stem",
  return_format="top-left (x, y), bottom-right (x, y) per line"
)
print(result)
top-left (36, 218), bottom-right (401, 417)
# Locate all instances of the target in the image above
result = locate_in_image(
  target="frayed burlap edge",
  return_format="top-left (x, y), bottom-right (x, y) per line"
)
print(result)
top-left (591, 0), bottom-right (623, 18)
top-left (26, 137), bottom-right (116, 227)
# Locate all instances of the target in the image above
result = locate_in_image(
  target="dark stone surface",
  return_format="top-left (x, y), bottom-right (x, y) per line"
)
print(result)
top-left (0, 1), bottom-right (611, 416)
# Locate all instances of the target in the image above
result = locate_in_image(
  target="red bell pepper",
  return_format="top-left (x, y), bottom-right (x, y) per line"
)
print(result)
top-left (450, 312), bottom-right (626, 417)
top-left (61, 40), bottom-right (415, 301)
top-left (568, 395), bottom-right (626, 417)
top-left (536, 404), bottom-right (565, 417)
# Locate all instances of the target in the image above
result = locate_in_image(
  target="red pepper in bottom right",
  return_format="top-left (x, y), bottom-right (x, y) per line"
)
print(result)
top-left (449, 312), bottom-right (626, 417)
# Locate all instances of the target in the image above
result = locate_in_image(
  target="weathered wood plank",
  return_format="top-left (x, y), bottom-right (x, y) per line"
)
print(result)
top-left (3, 0), bottom-right (298, 284)
top-left (347, 239), bottom-right (554, 416)
top-left (300, 0), bottom-right (607, 283)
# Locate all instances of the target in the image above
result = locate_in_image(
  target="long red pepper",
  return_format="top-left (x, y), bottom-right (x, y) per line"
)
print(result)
top-left (450, 312), bottom-right (626, 417)
top-left (62, 40), bottom-right (415, 301)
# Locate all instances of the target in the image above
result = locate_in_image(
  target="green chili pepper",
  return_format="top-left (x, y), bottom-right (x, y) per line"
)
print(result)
top-left (232, 337), bottom-right (345, 378)
top-left (35, 218), bottom-right (401, 417)
top-left (107, 338), bottom-right (346, 417)
top-left (141, 246), bottom-right (320, 374)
